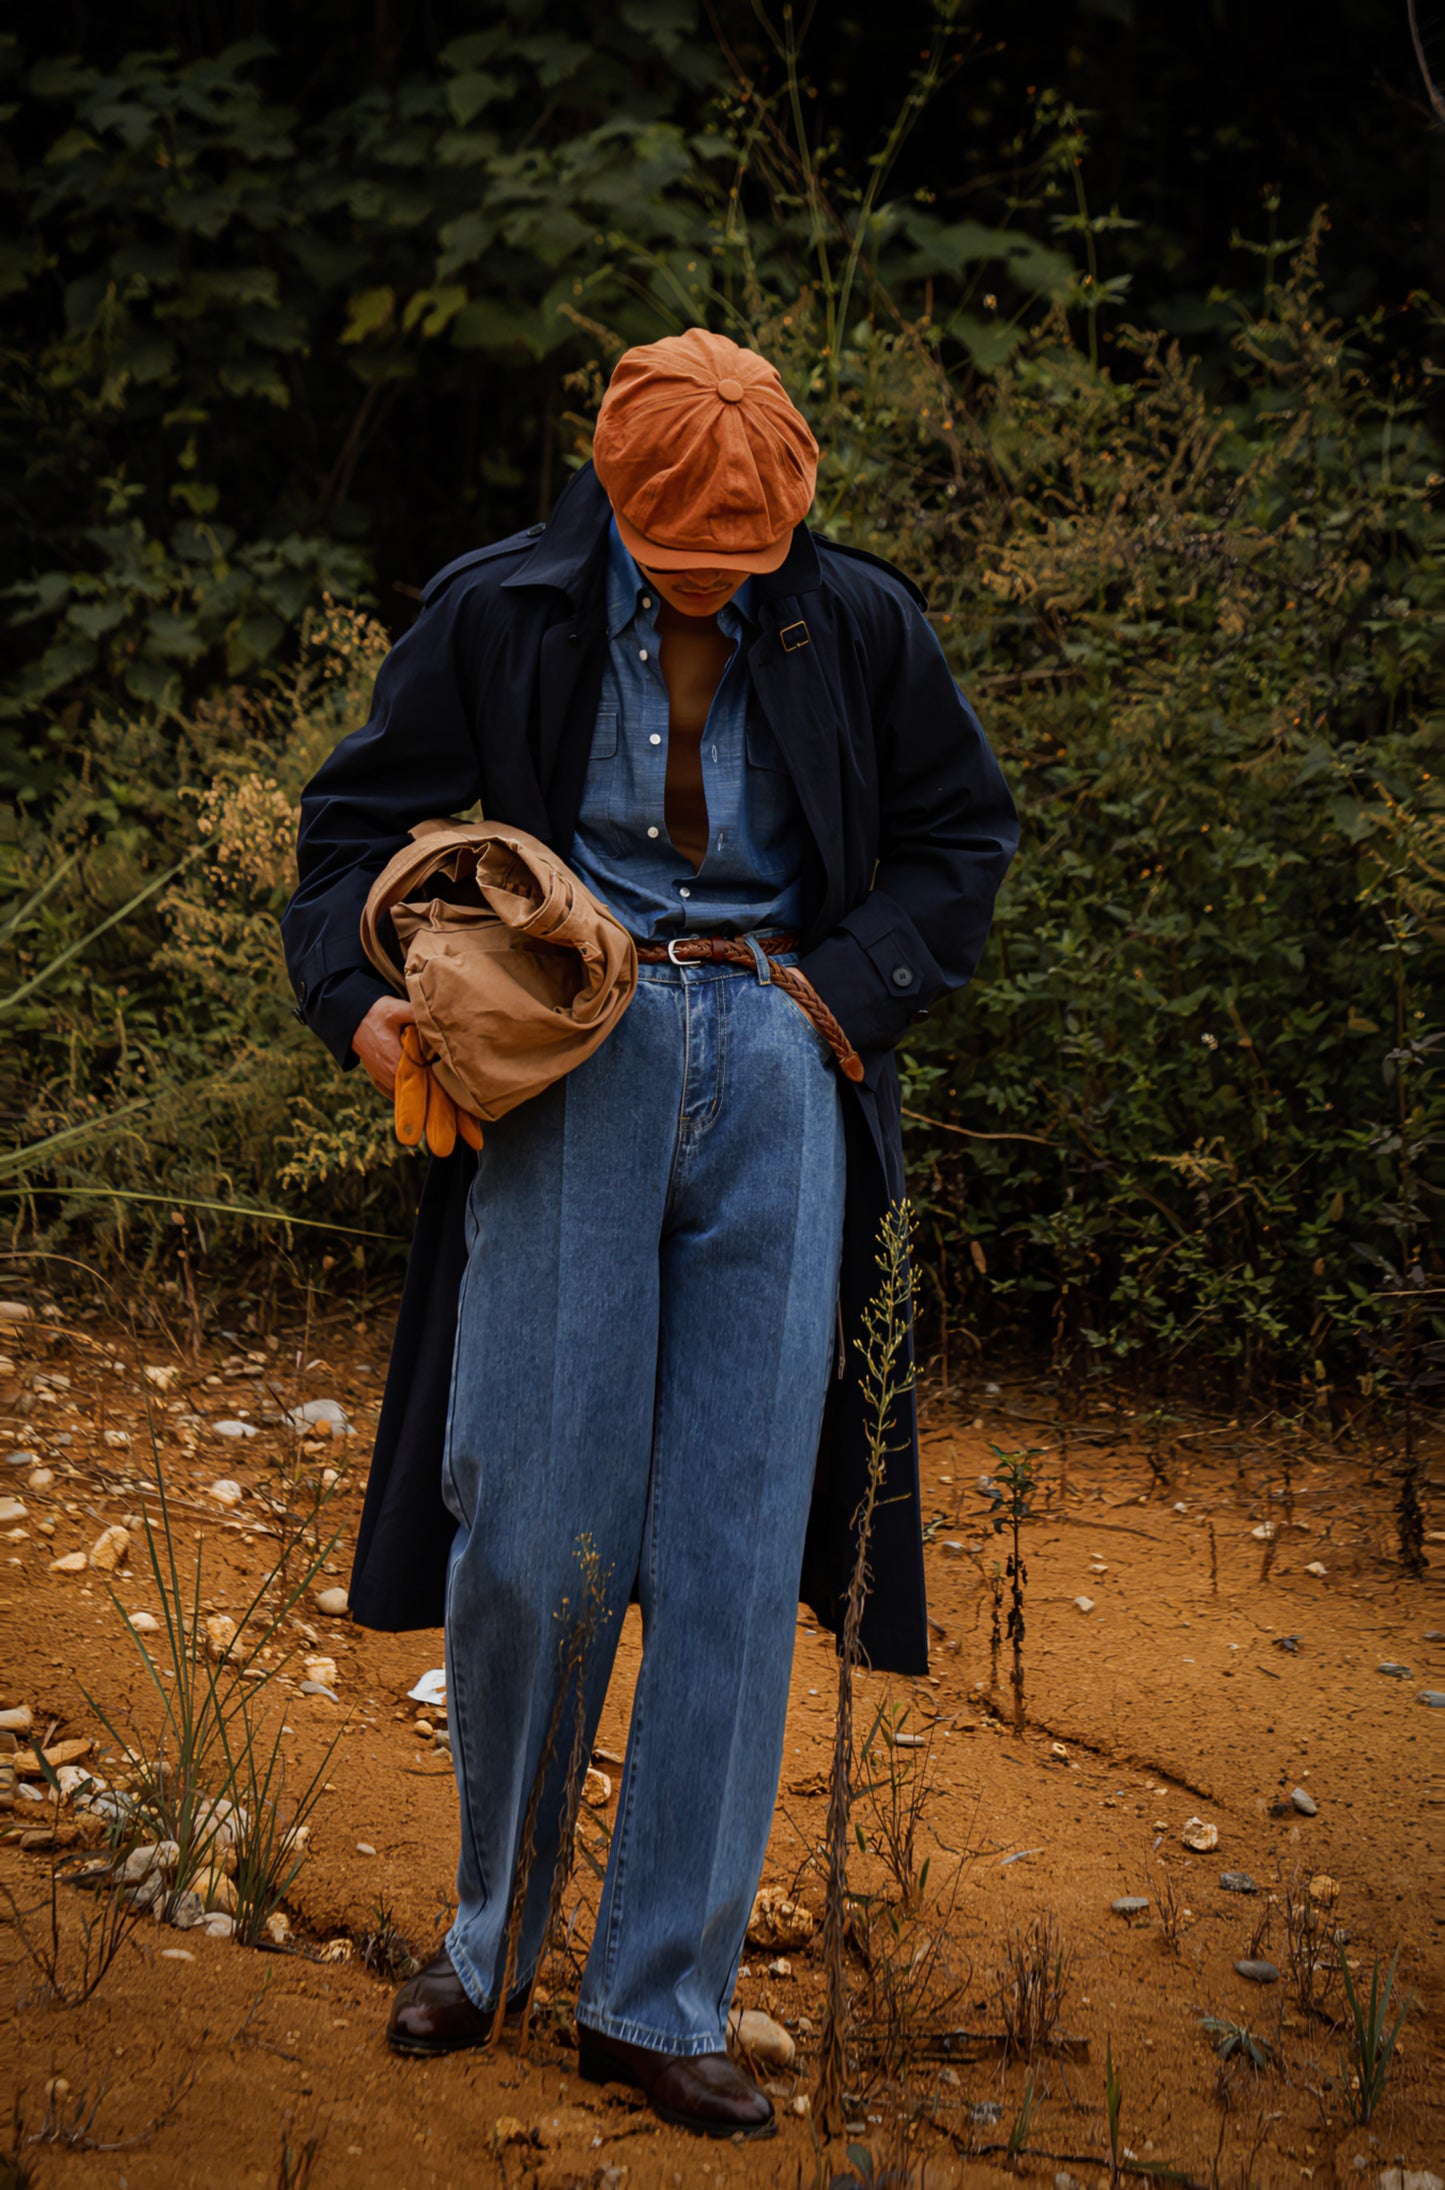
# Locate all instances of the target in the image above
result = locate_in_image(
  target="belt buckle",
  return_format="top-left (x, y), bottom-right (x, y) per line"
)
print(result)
top-left (665, 936), bottom-right (688, 966)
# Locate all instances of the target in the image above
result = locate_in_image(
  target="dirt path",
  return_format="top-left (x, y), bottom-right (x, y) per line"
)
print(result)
top-left (1, 1298), bottom-right (1441, 2188)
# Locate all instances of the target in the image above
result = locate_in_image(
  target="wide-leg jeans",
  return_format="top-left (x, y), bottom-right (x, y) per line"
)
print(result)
top-left (439, 950), bottom-right (847, 2053)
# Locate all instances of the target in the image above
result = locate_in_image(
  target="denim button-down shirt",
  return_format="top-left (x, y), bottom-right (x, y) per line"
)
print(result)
top-left (565, 519), bottom-right (805, 942)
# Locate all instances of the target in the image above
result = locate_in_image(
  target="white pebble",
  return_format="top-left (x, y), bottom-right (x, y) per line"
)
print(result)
top-left (212, 1420), bottom-right (257, 1441)
top-left (208, 1478), bottom-right (245, 1507)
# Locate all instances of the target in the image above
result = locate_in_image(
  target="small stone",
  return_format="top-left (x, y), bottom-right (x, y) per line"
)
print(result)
top-left (45, 2077), bottom-right (70, 2104)
top-left (1304, 1560), bottom-right (1327, 1577)
top-left (970, 2101), bottom-right (1004, 2125)
top-left (201, 1911), bottom-right (235, 1939)
top-left (49, 1550), bottom-right (87, 1573)
top-left (317, 1936), bottom-right (353, 1964)
top-left (204, 1614), bottom-right (238, 1659)
top-left (0, 1496), bottom-right (25, 1525)
top-left (1234, 1958), bottom-right (1279, 1983)
top-left (0, 1705), bottom-right (33, 1735)
top-left (0, 1302), bottom-right (35, 1323)
top-left (143, 1365), bottom-right (178, 1391)
top-left (1219, 1871), bottom-right (1258, 1894)
top-left (726, 2007), bottom-right (795, 2069)
top-left (1111, 1896), bottom-right (1150, 1916)
top-left (54, 1763), bottom-right (104, 1801)
top-left (169, 1890), bottom-right (206, 1930)
top-left (315, 1586), bottom-right (349, 1617)
top-left (789, 2094), bottom-right (811, 2118)
top-left (299, 1680), bottom-right (338, 1701)
top-left (1048, 1740), bottom-right (1070, 1762)
top-left (1074, 1595), bottom-right (1095, 1613)
top-left (4, 1450), bottom-right (40, 1466)
top-left (128, 1611), bottom-right (160, 1632)
top-left (103, 1429), bottom-right (131, 1449)
top-left (413, 1719), bottom-right (433, 1741)
top-left (14, 1736), bottom-right (92, 1778)
top-left (212, 1420), bottom-right (257, 1440)
top-left (208, 1478), bottom-right (244, 1508)
top-left (1251, 1522), bottom-right (1275, 1540)
top-left (583, 1766), bottom-right (612, 1807)
top-left (286, 1399), bottom-right (353, 1437)
top-left (302, 1655), bottom-right (338, 1689)
top-left (767, 1956), bottom-right (792, 1977)
top-left (1309, 1873), bottom-right (1340, 1904)
top-left (264, 1909), bottom-right (291, 1944)
top-left (1377, 1662), bottom-right (1412, 1679)
top-left (1417, 1690), bottom-right (1445, 1708)
top-left (939, 1540), bottom-right (966, 1558)
top-left (161, 1947), bottom-right (194, 1961)
top-left (1181, 1816), bottom-right (1219, 1852)
top-left (27, 1469), bottom-right (53, 1492)
top-left (1290, 1786), bottom-right (1318, 1816)
top-left (356, 1842), bottom-right (377, 1856)
top-left (747, 1884), bottom-right (817, 1952)
top-left (196, 1869), bottom-right (237, 1913)
top-left (1424, 1630), bottom-right (1445, 1643)
top-left (120, 1841), bottom-right (167, 1884)
top-left (89, 1524), bottom-right (130, 1572)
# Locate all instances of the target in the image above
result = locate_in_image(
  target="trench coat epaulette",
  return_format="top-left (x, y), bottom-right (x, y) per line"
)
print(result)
top-left (419, 521), bottom-right (550, 607)
top-left (812, 534), bottom-right (929, 615)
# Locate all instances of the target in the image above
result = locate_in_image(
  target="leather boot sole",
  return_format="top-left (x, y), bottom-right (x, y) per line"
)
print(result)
top-left (577, 2038), bottom-right (778, 2140)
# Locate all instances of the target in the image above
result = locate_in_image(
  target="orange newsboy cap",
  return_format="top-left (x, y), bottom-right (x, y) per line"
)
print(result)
top-left (592, 327), bottom-right (819, 572)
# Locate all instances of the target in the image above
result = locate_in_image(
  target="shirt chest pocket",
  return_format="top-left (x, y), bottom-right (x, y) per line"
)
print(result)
top-left (575, 708), bottom-right (621, 838)
top-left (744, 712), bottom-right (790, 775)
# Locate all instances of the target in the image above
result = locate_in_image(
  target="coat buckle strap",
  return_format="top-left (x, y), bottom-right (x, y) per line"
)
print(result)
top-left (779, 620), bottom-right (811, 653)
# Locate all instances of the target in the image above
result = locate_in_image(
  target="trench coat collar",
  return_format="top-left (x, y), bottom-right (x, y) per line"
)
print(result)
top-left (502, 461), bottom-right (822, 618)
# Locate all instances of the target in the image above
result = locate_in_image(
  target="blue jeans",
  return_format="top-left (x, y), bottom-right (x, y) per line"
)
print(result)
top-left (439, 949), bottom-right (846, 2053)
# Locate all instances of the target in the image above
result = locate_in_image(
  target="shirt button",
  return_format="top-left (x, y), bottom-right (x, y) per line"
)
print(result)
top-left (641, 595), bottom-right (652, 609)
top-left (639, 648), bottom-right (649, 662)
top-left (891, 966), bottom-right (914, 989)
top-left (679, 886), bottom-right (691, 899)
top-left (649, 733), bottom-right (662, 746)
top-left (647, 826), bottom-right (659, 839)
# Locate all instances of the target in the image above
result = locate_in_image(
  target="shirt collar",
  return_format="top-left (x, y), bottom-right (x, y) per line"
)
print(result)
top-left (606, 513), bottom-right (756, 638)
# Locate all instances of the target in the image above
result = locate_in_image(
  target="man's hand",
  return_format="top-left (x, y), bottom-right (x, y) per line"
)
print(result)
top-left (353, 994), bottom-right (417, 1097)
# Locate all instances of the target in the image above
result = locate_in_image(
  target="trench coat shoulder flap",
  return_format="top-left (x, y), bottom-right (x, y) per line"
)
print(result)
top-left (358, 818), bottom-right (638, 1124)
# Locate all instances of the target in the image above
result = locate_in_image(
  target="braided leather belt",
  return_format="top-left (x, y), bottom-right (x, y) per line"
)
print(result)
top-left (633, 930), bottom-right (865, 1083)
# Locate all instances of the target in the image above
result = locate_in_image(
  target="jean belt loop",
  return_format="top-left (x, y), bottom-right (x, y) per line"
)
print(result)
top-left (741, 933), bottom-right (773, 986)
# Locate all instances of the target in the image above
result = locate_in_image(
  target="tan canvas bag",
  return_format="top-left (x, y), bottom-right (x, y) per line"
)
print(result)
top-left (359, 819), bottom-right (638, 1123)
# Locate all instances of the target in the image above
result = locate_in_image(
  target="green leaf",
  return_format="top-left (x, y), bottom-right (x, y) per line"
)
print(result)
top-left (44, 125), bottom-right (99, 163)
top-left (340, 285), bottom-right (397, 344)
top-left (446, 69), bottom-right (509, 126)
top-left (618, 0), bottom-right (699, 55)
top-left (401, 284), bottom-right (469, 339)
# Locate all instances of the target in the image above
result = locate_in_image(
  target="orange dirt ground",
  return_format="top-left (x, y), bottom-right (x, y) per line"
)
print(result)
top-left (1, 1294), bottom-right (1441, 2189)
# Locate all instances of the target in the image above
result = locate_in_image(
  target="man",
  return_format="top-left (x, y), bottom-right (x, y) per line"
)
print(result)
top-left (281, 328), bottom-right (1017, 2138)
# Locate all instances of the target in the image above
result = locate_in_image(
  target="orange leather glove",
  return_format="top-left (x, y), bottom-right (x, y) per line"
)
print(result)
top-left (393, 1026), bottom-right (483, 1155)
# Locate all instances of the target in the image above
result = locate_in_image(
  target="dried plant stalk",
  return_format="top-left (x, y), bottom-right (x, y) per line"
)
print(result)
top-left (815, 1200), bottom-right (916, 2138)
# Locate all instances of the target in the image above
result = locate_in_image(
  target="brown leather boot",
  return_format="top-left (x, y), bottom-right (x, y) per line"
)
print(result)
top-left (576, 2023), bottom-right (776, 2139)
top-left (387, 1951), bottom-right (531, 2056)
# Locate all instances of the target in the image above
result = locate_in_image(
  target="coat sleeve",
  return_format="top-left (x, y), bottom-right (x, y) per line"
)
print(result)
top-left (798, 585), bottom-right (1018, 1055)
top-left (280, 586), bottom-right (486, 1069)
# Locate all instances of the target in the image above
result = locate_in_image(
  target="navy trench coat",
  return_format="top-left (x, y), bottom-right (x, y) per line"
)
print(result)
top-left (280, 461), bottom-right (1017, 1678)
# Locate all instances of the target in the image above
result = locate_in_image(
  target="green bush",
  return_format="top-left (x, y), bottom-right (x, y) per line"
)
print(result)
top-left (2, 21), bottom-right (1439, 1433)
